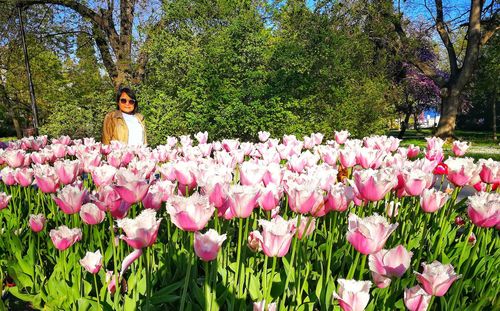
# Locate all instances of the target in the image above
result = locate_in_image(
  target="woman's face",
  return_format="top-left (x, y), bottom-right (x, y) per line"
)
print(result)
top-left (118, 92), bottom-right (136, 114)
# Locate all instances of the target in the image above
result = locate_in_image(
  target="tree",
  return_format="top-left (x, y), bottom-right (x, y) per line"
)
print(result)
top-left (457, 32), bottom-right (499, 139)
top-left (396, 64), bottom-right (440, 138)
top-left (14, 0), bottom-right (158, 89)
top-left (394, 0), bottom-right (499, 138)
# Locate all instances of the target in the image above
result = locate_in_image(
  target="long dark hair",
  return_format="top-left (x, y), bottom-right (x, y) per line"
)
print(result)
top-left (116, 86), bottom-right (138, 113)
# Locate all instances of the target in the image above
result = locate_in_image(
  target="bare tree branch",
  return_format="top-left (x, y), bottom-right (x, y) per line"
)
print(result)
top-left (435, 0), bottom-right (459, 75)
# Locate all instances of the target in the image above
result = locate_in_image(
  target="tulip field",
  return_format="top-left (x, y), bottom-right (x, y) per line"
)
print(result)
top-left (0, 132), bottom-right (498, 311)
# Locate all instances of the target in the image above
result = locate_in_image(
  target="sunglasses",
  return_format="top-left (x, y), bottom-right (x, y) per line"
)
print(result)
top-left (120, 98), bottom-right (136, 105)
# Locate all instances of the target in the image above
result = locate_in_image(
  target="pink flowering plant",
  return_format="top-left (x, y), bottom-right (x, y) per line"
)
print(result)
top-left (0, 133), bottom-right (498, 310)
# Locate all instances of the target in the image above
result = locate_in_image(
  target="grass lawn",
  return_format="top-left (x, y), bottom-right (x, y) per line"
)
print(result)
top-left (388, 128), bottom-right (500, 161)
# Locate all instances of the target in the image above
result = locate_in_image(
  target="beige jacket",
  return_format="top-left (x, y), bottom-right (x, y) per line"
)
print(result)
top-left (102, 110), bottom-right (147, 145)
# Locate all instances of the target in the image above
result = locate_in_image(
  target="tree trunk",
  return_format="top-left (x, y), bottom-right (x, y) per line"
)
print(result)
top-left (435, 92), bottom-right (460, 138)
top-left (493, 86), bottom-right (497, 141)
top-left (12, 116), bottom-right (22, 139)
top-left (398, 111), bottom-right (411, 139)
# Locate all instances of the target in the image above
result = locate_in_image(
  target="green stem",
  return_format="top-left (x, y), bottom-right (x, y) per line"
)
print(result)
top-left (94, 273), bottom-right (101, 311)
top-left (204, 261), bottom-right (211, 311)
top-left (268, 256), bottom-right (277, 304)
top-left (180, 233), bottom-right (194, 311)
top-left (358, 254), bottom-right (367, 279)
top-left (146, 247), bottom-right (151, 311)
top-left (262, 255), bottom-right (269, 302)
top-left (347, 251), bottom-right (360, 279)
top-left (235, 217), bottom-right (244, 297)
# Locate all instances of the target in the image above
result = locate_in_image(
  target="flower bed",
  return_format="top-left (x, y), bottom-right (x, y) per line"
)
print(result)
top-left (0, 132), bottom-right (498, 310)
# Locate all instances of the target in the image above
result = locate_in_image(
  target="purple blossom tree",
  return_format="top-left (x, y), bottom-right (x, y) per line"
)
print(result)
top-left (397, 63), bottom-right (440, 138)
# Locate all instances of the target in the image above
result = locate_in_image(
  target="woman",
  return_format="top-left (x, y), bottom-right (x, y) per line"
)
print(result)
top-left (102, 86), bottom-right (147, 145)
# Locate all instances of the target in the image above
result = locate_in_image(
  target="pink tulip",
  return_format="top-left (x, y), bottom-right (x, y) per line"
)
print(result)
top-left (3, 149), bottom-right (26, 168)
top-left (120, 248), bottom-right (143, 277)
top-left (478, 159), bottom-right (500, 184)
top-left (287, 154), bottom-right (307, 173)
top-left (221, 139), bottom-right (240, 152)
top-left (255, 216), bottom-right (296, 257)
top-left (93, 186), bottom-right (132, 218)
top-left (335, 130), bottom-right (350, 144)
top-left (54, 159), bottom-right (80, 185)
top-left (303, 136), bottom-right (315, 149)
top-left (368, 245), bottom-right (413, 288)
top-left (452, 141), bottom-right (469, 156)
top-left (406, 145), bottom-right (420, 159)
top-left (247, 230), bottom-right (262, 252)
top-left (180, 135), bottom-right (192, 147)
top-left (106, 271), bottom-right (117, 294)
top-left (127, 159), bottom-right (157, 180)
top-left (402, 169), bottom-right (433, 196)
top-left (80, 250), bottom-right (103, 274)
top-left (173, 161), bottom-right (198, 195)
top-left (325, 183), bottom-right (354, 212)
top-left (253, 300), bottom-right (277, 311)
top-left (312, 132), bottom-right (324, 145)
top-left (318, 146), bottom-right (338, 166)
top-left (1, 167), bottom-right (17, 186)
top-left (226, 184), bottom-right (260, 218)
top-left (142, 183), bottom-right (163, 210)
top-left (14, 167), bottom-right (34, 187)
top-left (353, 168), bottom-right (397, 202)
top-left (332, 279), bottom-right (372, 311)
top-left (262, 163), bottom-right (283, 186)
top-left (420, 189), bottom-right (448, 213)
top-left (239, 161), bottom-right (266, 186)
top-left (258, 131), bottom-right (271, 142)
top-left (33, 164), bottom-right (59, 193)
top-left (445, 157), bottom-right (479, 187)
top-left (285, 180), bottom-right (324, 215)
top-left (194, 229), bottom-right (227, 261)
top-left (346, 213), bottom-right (398, 255)
top-left (258, 183), bottom-right (282, 211)
top-left (425, 137), bottom-right (445, 151)
top-left (291, 216), bottom-right (316, 240)
top-left (467, 192), bottom-right (500, 228)
top-left (415, 261), bottom-right (460, 296)
top-left (49, 226), bottom-right (82, 251)
top-left (166, 193), bottom-right (215, 231)
top-left (198, 143), bottom-right (213, 157)
top-left (114, 169), bottom-right (150, 204)
top-left (308, 164), bottom-right (338, 191)
top-left (404, 285), bottom-right (431, 311)
top-left (52, 184), bottom-right (88, 215)
top-left (29, 214), bottom-right (46, 232)
top-left (0, 192), bottom-right (12, 210)
top-left (77, 150), bottom-right (101, 173)
top-left (91, 164), bottom-right (117, 187)
top-left (80, 203), bottom-right (106, 225)
top-left (117, 209), bottom-right (161, 249)
top-left (199, 173), bottom-right (230, 209)
top-left (339, 148), bottom-right (357, 168)
top-left (155, 180), bottom-right (176, 202)
top-left (194, 131), bottom-right (208, 144)
top-left (92, 186), bottom-right (120, 210)
top-left (356, 148), bottom-right (384, 169)
top-left (51, 143), bottom-right (67, 158)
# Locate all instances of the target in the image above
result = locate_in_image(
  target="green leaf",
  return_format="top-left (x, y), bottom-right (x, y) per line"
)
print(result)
top-left (124, 295), bottom-right (136, 311)
top-left (315, 274), bottom-right (323, 302)
top-left (248, 274), bottom-right (261, 300)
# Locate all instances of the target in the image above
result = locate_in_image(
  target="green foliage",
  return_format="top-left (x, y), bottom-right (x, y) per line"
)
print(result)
top-left (139, 0), bottom-right (394, 145)
top-left (39, 33), bottom-right (113, 139)
top-left (458, 34), bottom-right (499, 131)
